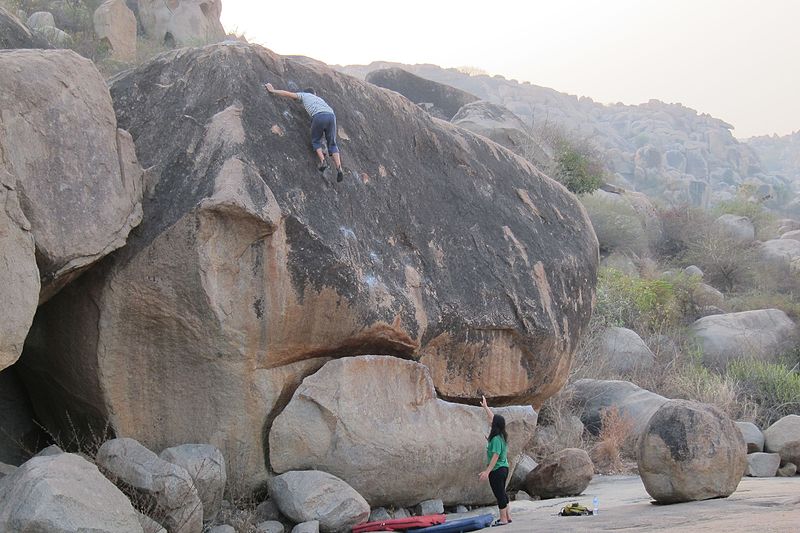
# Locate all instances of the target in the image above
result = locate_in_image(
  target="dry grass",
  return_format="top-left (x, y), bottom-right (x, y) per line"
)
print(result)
top-left (590, 407), bottom-right (634, 474)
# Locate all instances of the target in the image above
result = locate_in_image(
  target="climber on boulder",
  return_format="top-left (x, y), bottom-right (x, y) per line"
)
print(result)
top-left (265, 83), bottom-right (344, 182)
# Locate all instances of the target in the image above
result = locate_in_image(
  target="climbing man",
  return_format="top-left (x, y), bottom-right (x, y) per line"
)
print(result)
top-left (265, 83), bottom-right (344, 182)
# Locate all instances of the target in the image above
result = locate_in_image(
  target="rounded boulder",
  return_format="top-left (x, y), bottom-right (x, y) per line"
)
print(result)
top-left (524, 448), bottom-right (593, 499)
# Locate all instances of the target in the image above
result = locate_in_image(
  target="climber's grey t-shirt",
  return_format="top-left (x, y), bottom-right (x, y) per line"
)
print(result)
top-left (296, 92), bottom-right (334, 117)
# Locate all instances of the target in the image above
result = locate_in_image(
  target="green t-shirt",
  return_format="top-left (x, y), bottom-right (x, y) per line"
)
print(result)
top-left (486, 435), bottom-right (509, 470)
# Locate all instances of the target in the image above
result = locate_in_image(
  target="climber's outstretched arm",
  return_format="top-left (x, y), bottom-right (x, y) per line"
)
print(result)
top-left (264, 83), bottom-right (299, 100)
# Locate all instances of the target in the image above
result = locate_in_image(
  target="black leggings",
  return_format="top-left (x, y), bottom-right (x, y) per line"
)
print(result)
top-left (488, 466), bottom-right (509, 509)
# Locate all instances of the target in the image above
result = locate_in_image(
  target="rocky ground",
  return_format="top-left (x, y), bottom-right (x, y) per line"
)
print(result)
top-left (505, 475), bottom-right (800, 532)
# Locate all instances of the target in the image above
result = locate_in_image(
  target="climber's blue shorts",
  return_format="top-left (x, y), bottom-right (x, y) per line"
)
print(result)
top-left (310, 112), bottom-right (338, 154)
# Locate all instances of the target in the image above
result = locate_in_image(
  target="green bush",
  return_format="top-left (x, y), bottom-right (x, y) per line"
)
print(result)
top-left (553, 145), bottom-right (604, 195)
top-left (727, 359), bottom-right (800, 427)
top-left (713, 190), bottom-right (777, 240)
top-left (594, 268), bottom-right (680, 333)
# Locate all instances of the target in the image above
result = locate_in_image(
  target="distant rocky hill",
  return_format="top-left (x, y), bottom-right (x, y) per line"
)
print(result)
top-left (340, 62), bottom-right (798, 213)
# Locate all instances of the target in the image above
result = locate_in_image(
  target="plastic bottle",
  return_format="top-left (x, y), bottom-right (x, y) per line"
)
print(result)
top-left (593, 496), bottom-right (599, 515)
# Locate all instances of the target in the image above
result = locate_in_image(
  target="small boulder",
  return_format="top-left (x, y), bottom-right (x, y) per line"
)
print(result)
top-left (745, 453), bottom-right (781, 477)
top-left (96, 438), bottom-right (202, 533)
top-left (598, 327), bottom-right (655, 373)
top-left (0, 452), bottom-right (143, 532)
top-left (735, 421), bottom-right (764, 453)
top-left (268, 471), bottom-right (370, 533)
top-left (760, 239), bottom-right (800, 270)
top-left (780, 229), bottom-right (800, 242)
top-left (26, 11), bottom-right (54, 29)
top-left (777, 462), bottom-right (797, 477)
top-left (159, 443), bottom-right (226, 522)
top-left (763, 415), bottom-right (800, 466)
top-left (255, 499), bottom-right (283, 522)
top-left (683, 265), bottom-right (704, 278)
top-left (414, 499), bottom-right (444, 516)
top-left (514, 490), bottom-right (533, 501)
top-left (137, 512), bottom-right (167, 533)
top-left (209, 526), bottom-right (235, 533)
top-left (292, 521), bottom-right (320, 533)
top-left (455, 505), bottom-right (469, 513)
top-left (524, 448), bottom-right (593, 499)
top-left (637, 400), bottom-right (746, 503)
top-left (257, 521), bottom-right (285, 533)
top-left (393, 508), bottom-right (411, 519)
top-left (508, 454), bottom-right (538, 491)
top-left (368, 508), bottom-right (391, 522)
top-left (692, 283), bottom-right (724, 308)
top-left (93, 0), bottom-right (137, 62)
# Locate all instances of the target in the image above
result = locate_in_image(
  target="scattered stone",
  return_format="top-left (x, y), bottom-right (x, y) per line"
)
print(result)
top-left (257, 521), bottom-right (285, 533)
top-left (35, 444), bottom-right (64, 457)
top-left (776, 462), bottom-right (797, 477)
top-left (736, 421), bottom-right (765, 453)
top-left (96, 438), bottom-right (202, 533)
top-left (746, 453), bottom-right (781, 477)
top-left (159, 443), bottom-right (226, 522)
top-left (600, 252), bottom-right (639, 277)
top-left (455, 505), bottom-right (469, 513)
top-left (270, 356), bottom-right (536, 506)
top-left (683, 265), bottom-right (704, 278)
top-left (514, 491), bottom-right (532, 501)
top-left (393, 508), bottom-right (411, 519)
top-left (0, 452), bottom-right (143, 532)
top-left (525, 448), bottom-right (593, 499)
top-left (0, 6), bottom-right (50, 48)
top-left (760, 239), bottom-right (800, 271)
top-left (368, 508), bottom-right (391, 522)
top-left (638, 400), bottom-right (746, 503)
top-left (414, 499), bottom-right (444, 516)
top-left (692, 283), bottom-right (724, 308)
top-left (763, 415), bottom-right (800, 466)
top-left (34, 25), bottom-right (72, 47)
top-left (291, 521), bottom-right (320, 533)
top-left (268, 470), bottom-right (370, 533)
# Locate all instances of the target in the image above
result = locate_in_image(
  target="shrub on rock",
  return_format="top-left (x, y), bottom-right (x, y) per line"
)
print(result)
top-left (637, 400), bottom-right (746, 503)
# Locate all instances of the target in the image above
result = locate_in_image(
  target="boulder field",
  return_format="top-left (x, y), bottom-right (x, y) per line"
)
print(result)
top-left (19, 43), bottom-right (598, 488)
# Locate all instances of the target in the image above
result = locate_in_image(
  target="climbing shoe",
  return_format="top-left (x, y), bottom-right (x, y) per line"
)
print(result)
top-left (318, 162), bottom-right (329, 172)
top-left (336, 169), bottom-right (344, 182)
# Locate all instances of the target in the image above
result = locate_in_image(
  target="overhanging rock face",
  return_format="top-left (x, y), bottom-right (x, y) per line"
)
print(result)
top-left (21, 43), bottom-right (597, 487)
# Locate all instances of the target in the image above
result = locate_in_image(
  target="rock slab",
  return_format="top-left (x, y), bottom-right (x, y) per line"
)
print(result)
top-left (93, 0), bottom-right (137, 62)
top-left (745, 453), bottom-right (781, 477)
top-left (270, 356), bottom-right (537, 506)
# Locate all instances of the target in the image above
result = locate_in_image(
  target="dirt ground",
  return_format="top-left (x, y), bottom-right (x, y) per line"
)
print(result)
top-left (502, 475), bottom-right (800, 532)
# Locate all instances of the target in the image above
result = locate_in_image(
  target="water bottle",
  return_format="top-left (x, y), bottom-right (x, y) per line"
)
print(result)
top-left (593, 496), bottom-right (599, 516)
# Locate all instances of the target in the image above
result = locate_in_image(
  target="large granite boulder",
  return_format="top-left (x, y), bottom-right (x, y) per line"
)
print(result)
top-left (0, 49), bottom-right (143, 307)
top-left (597, 327), bottom-right (655, 373)
top-left (0, 6), bottom-right (50, 48)
top-left (712, 214), bottom-right (755, 244)
top-left (0, 452), bottom-right (143, 532)
top-left (508, 454), bottom-right (538, 491)
top-left (0, 368), bottom-right (40, 465)
top-left (366, 67), bottom-right (479, 120)
top-left (269, 471), bottom-right (370, 533)
top-left (524, 448), bottom-right (593, 499)
top-left (93, 0), bottom-right (137, 62)
top-left (96, 438), bottom-right (202, 533)
top-left (270, 356), bottom-right (537, 506)
top-left (689, 309), bottom-right (797, 369)
top-left (637, 400), bottom-right (746, 503)
top-left (763, 415), bottom-right (800, 466)
top-left (21, 44), bottom-right (596, 488)
top-left (451, 101), bottom-right (543, 158)
top-left (137, 0), bottom-right (224, 46)
top-left (0, 173), bottom-right (38, 370)
top-left (759, 238), bottom-right (800, 272)
top-left (567, 379), bottom-right (668, 437)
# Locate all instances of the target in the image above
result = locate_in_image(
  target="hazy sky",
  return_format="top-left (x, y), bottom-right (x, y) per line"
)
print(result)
top-left (221, 0), bottom-right (799, 138)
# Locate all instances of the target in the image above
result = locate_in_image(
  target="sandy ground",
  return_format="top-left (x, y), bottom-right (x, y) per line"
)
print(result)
top-left (499, 475), bottom-right (800, 533)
